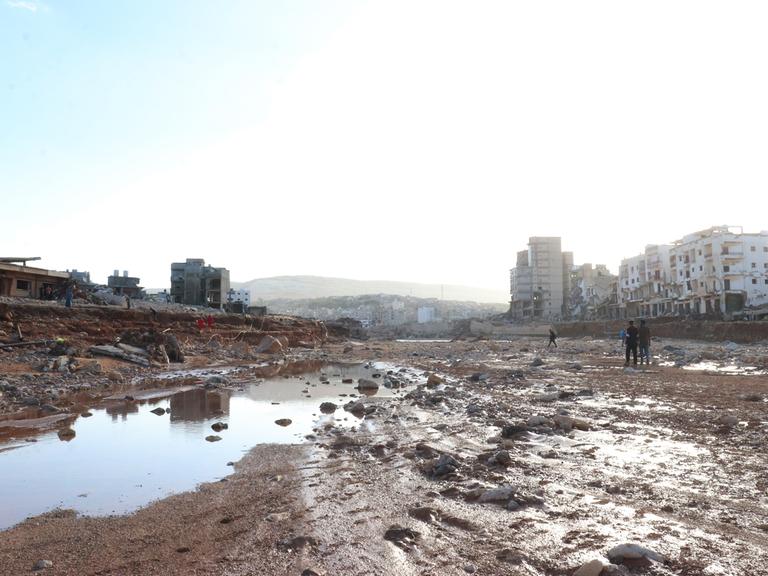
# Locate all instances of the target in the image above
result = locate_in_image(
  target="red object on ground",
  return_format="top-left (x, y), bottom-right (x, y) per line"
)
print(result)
top-left (206, 315), bottom-right (214, 328)
top-left (196, 318), bottom-right (206, 330)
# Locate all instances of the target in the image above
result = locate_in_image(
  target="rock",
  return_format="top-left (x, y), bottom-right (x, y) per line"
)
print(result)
top-left (205, 435), bottom-right (222, 442)
top-left (255, 335), bottom-right (284, 354)
top-left (432, 453), bottom-right (459, 477)
top-left (319, 402), bottom-right (337, 414)
top-left (408, 506), bottom-right (441, 523)
top-left (164, 333), bottom-right (184, 362)
top-left (211, 422), bottom-right (228, 432)
top-left (531, 357), bottom-right (544, 367)
top-left (80, 411), bottom-right (93, 418)
top-left (527, 415), bottom-right (550, 427)
top-left (573, 559), bottom-right (606, 576)
top-left (357, 378), bottom-right (379, 390)
top-left (344, 401), bottom-right (366, 416)
top-left (150, 407), bottom-right (166, 416)
top-left (493, 450), bottom-right (512, 465)
top-left (463, 564), bottom-right (477, 573)
top-left (106, 371), bottom-right (124, 383)
top-left (383, 525), bottom-right (421, 551)
top-left (501, 424), bottom-right (528, 438)
top-left (740, 393), bottom-right (763, 402)
top-left (79, 360), bottom-right (102, 374)
top-left (718, 414), bottom-right (739, 427)
top-left (534, 392), bottom-right (559, 402)
top-left (206, 375), bottom-right (230, 386)
top-left (301, 568), bottom-right (324, 576)
top-left (506, 500), bottom-right (521, 511)
top-left (275, 418), bottom-right (292, 427)
top-left (478, 484), bottom-right (516, 503)
top-left (32, 559), bottom-right (53, 571)
top-left (266, 512), bottom-right (291, 522)
top-left (57, 428), bottom-right (76, 441)
top-left (470, 372), bottom-right (488, 382)
top-left (426, 373), bottom-right (443, 387)
top-left (607, 543), bottom-right (664, 563)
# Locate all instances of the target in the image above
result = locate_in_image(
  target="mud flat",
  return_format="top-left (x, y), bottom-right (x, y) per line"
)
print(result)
top-left (2, 336), bottom-right (768, 575)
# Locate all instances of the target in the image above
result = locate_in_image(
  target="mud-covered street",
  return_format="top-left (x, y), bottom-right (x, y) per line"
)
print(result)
top-left (1, 304), bottom-right (768, 575)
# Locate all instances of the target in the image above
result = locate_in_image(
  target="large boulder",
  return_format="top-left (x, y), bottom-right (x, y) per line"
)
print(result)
top-left (255, 335), bottom-right (284, 354)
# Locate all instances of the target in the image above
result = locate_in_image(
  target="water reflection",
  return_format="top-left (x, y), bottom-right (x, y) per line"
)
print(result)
top-left (170, 390), bottom-right (230, 422)
top-left (0, 362), bottom-right (419, 531)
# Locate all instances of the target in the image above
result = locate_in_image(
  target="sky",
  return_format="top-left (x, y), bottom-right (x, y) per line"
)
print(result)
top-left (2, 0), bottom-right (767, 291)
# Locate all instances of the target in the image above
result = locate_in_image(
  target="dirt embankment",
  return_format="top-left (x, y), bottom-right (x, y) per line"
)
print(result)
top-left (556, 318), bottom-right (768, 343)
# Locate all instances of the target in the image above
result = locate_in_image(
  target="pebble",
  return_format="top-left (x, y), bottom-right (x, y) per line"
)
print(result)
top-left (32, 560), bottom-right (53, 571)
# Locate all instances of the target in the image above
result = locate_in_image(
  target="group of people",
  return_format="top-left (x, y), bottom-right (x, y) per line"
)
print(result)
top-left (620, 319), bottom-right (652, 366)
top-left (546, 320), bottom-right (653, 367)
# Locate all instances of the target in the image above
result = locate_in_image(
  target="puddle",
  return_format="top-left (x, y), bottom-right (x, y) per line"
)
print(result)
top-left (0, 362), bottom-right (416, 531)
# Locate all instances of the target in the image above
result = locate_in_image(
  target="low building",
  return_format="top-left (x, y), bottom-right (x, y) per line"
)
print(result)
top-left (107, 270), bottom-right (143, 298)
top-left (226, 288), bottom-right (251, 307)
top-left (170, 259), bottom-right (230, 309)
top-left (0, 258), bottom-right (69, 299)
top-left (417, 306), bottom-right (437, 324)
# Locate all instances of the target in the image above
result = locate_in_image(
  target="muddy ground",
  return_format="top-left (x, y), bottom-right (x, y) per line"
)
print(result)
top-left (1, 304), bottom-right (768, 575)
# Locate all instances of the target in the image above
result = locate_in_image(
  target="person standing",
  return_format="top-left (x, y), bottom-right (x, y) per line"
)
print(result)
top-left (624, 320), bottom-right (639, 366)
top-left (64, 283), bottom-right (74, 308)
top-left (548, 328), bottom-right (558, 348)
top-left (638, 319), bottom-right (651, 364)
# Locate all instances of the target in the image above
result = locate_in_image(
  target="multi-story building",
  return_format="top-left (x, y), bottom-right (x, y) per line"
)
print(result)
top-left (617, 226), bottom-right (768, 317)
top-left (108, 270), bottom-right (143, 298)
top-left (170, 259), bottom-right (230, 309)
top-left (226, 288), bottom-right (251, 307)
top-left (569, 263), bottom-right (616, 319)
top-left (510, 237), bottom-right (570, 320)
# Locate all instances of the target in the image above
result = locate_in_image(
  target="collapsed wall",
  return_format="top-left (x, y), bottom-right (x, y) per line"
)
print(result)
top-left (556, 318), bottom-right (768, 343)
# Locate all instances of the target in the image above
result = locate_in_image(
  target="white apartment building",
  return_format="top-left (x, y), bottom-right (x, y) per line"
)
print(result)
top-left (570, 263), bottom-right (616, 319)
top-left (417, 306), bottom-right (437, 324)
top-left (617, 226), bottom-right (768, 317)
top-left (510, 237), bottom-right (571, 320)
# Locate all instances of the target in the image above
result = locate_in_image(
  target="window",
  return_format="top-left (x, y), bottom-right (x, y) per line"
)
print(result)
top-left (699, 266), bottom-right (703, 271)
top-left (723, 265), bottom-right (730, 272)
top-left (752, 262), bottom-right (757, 269)
top-left (751, 246), bottom-right (756, 252)
top-left (752, 278), bottom-right (757, 284)
top-left (724, 279), bottom-right (731, 290)
top-left (764, 263), bottom-right (768, 269)
top-left (16, 280), bottom-right (31, 291)
top-left (764, 246), bottom-right (768, 252)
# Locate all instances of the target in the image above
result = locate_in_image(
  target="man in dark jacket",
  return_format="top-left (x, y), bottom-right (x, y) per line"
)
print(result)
top-left (624, 320), bottom-right (639, 366)
top-left (638, 319), bottom-right (651, 364)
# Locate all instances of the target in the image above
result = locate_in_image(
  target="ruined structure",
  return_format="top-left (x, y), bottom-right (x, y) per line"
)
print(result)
top-left (107, 270), bottom-right (143, 298)
top-left (170, 259), bottom-right (230, 309)
top-left (509, 237), bottom-right (573, 320)
top-left (617, 226), bottom-right (768, 318)
top-left (0, 258), bottom-right (69, 299)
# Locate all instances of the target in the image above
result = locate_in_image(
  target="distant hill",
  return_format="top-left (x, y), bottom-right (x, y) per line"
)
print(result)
top-left (232, 275), bottom-right (509, 304)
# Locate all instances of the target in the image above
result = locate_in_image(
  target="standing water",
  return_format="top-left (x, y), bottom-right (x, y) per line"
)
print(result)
top-left (0, 362), bottom-right (411, 530)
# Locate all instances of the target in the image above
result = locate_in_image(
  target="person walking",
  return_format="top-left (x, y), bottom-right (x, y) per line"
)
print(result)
top-left (548, 328), bottom-right (558, 348)
top-left (624, 320), bottom-right (639, 366)
top-left (638, 319), bottom-right (651, 364)
top-left (64, 283), bottom-right (74, 308)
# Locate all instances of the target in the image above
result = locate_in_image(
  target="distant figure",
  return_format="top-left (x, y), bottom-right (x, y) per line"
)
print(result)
top-left (619, 328), bottom-right (627, 354)
top-left (125, 295), bottom-right (132, 309)
top-left (64, 284), bottom-right (73, 308)
top-left (639, 319), bottom-right (652, 364)
top-left (206, 315), bottom-right (215, 328)
top-left (548, 328), bottom-right (558, 348)
top-left (164, 289), bottom-right (171, 304)
top-left (624, 320), bottom-right (639, 366)
top-left (44, 286), bottom-right (53, 300)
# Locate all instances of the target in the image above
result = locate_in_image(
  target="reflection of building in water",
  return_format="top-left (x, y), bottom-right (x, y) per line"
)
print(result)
top-left (106, 402), bottom-right (140, 421)
top-left (170, 390), bottom-right (230, 422)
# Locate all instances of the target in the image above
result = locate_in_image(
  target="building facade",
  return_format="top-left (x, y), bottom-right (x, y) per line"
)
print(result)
top-left (0, 259), bottom-right (69, 299)
top-left (107, 270), bottom-right (143, 298)
top-left (170, 259), bottom-right (231, 309)
top-left (617, 226), bottom-right (768, 318)
top-left (510, 237), bottom-right (571, 320)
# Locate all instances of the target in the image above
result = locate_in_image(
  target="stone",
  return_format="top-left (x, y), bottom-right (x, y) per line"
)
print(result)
top-left (408, 507), bottom-right (441, 523)
top-left (255, 335), bottom-right (284, 354)
top-left (426, 373), bottom-right (443, 387)
top-left (607, 543), bottom-right (664, 563)
top-left (32, 560), bottom-right (53, 571)
top-left (106, 371), bottom-right (124, 383)
top-left (493, 450), bottom-right (512, 465)
top-left (275, 418), bottom-right (292, 427)
top-left (573, 559), bottom-right (605, 576)
top-left (527, 415), bottom-right (550, 427)
top-left (463, 564), bottom-right (477, 573)
top-left (205, 435), bottom-right (222, 442)
top-left (79, 360), bottom-right (102, 374)
top-left (211, 422), bottom-right (228, 432)
top-left (535, 392), bottom-right (559, 402)
top-left (383, 525), bottom-right (421, 551)
top-left (718, 414), bottom-right (739, 427)
top-left (319, 402), bottom-right (338, 413)
top-left (357, 378), bottom-right (379, 390)
top-left (478, 484), bottom-right (516, 503)
top-left (266, 512), bottom-right (291, 522)
top-left (432, 453), bottom-right (459, 477)
top-left (57, 428), bottom-right (76, 441)
top-left (150, 407), bottom-right (166, 416)
top-left (531, 357), bottom-right (544, 367)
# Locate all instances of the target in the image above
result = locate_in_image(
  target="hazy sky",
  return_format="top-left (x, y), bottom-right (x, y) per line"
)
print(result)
top-left (2, 1), bottom-right (767, 290)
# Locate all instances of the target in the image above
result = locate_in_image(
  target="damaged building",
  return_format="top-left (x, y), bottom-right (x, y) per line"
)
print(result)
top-left (107, 270), bottom-right (143, 298)
top-left (0, 257), bottom-right (70, 299)
top-left (170, 259), bottom-right (230, 309)
top-left (509, 237), bottom-right (573, 320)
top-left (617, 226), bottom-right (768, 318)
